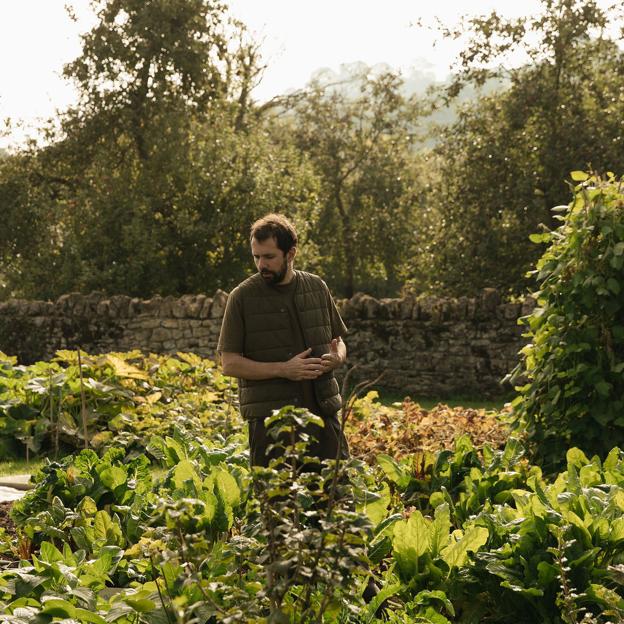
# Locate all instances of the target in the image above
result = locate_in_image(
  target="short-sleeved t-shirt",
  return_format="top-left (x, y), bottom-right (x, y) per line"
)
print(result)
top-left (217, 271), bottom-right (347, 415)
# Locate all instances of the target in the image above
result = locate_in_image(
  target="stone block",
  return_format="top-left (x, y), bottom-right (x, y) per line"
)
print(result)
top-left (96, 299), bottom-right (111, 316)
top-left (355, 294), bottom-right (381, 319)
top-left (477, 288), bottom-right (500, 318)
top-left (151, 327), bottom-right (171, 342)
top-left (521, 296), bottom-right (537, 316)
top-left (501, 302), bottom-right (521, 320)
top-left (199, 298), bottom-right (213, 319)
top-left (139, 296), bottom-right (162, 315)
top-left (381, 298), bottom-right (402, 319)
top-left (158, 296), bottom-right (176, 318)
top-left (188, 294), bottom-right (206, 317)
top-left (465, 297), bottom-right (477, 320)
top-left (210, 290), bottom-right (229, 318)
top-left (161, 319), bottom-right (179, 329)
top-left (56, 292), bottom-right (82, 315)
top-left (128, 297), bottom-right (141, 317)
top-left (109, 295), bottom-right (132, 318)
top-left (448, 298), bottom-right (466, 321)
top-left (171, 298), bottom-right (188, 319)
top-left (399, 298), bottom-right (414, 319)
top-left (337, 297), bottom-right (357, 320)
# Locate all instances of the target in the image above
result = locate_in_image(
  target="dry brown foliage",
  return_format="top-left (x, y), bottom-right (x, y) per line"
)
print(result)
top-left (345, 393), bottom-right (511, 463)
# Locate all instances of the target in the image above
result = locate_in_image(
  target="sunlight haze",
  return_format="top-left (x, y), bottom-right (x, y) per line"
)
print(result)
top-left (1, 0), bottom-right (545, 148)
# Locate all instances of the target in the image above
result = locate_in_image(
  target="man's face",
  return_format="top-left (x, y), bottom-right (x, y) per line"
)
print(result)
top-left (251, 236), bottom-right (294, 285)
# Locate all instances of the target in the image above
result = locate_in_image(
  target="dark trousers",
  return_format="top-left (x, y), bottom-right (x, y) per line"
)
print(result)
top-left (248, 412), bottom-right (349, 468)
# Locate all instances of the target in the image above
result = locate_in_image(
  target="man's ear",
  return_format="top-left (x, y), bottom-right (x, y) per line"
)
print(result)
top-left (288, 246), bottom-right (297, 263)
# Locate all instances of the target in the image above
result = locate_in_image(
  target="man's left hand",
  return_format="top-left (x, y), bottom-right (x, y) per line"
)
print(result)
top-left (320, 338), bottom-right (343, 372)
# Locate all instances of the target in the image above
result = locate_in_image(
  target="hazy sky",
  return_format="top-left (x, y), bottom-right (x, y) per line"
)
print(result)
top-left (1, 0), bottom-right (545, 148)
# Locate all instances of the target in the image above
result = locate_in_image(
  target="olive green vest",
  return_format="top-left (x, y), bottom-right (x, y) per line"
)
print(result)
top-left (235, 270), bottom-right (343, 421)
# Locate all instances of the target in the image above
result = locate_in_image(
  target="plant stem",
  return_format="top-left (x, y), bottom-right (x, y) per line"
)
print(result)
top-left (77, 348), bottom-right (88, 450)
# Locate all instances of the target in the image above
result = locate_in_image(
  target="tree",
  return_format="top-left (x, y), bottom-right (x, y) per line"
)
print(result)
top-left (0, 0), bottom-right (319, 299)
top-left (287, 70), bottom-right (423, 298)
top-left (411, 0), bottom-right (624, 295)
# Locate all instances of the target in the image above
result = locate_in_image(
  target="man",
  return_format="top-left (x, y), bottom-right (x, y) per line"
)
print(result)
top-left (217, 213), bottom-right (349, 467)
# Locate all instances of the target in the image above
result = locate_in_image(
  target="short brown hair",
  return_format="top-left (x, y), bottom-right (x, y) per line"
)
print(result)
top-left (250, 213), bottom-right (298, 254)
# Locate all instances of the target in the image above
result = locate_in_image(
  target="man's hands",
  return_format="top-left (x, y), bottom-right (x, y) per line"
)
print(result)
top-left (281, 339), bottom-right (345, 381)
top-left (282, 348), bottom-right (324, 381)
top-left (321, 338), bottom-right (344, 373)
top-left (222, 338), bottom-right (346, 382)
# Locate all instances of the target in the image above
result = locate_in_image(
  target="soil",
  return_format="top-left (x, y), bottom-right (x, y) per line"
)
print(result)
top-left (0, 502), bottom-right (15, 538)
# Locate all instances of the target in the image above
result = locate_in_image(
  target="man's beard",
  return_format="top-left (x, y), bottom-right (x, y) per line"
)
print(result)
top-left (260, 259), bottom-right (288, 285)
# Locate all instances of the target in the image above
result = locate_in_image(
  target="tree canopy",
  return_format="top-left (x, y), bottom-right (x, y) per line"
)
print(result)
top-left (2, 0), bottom-right (624, 301)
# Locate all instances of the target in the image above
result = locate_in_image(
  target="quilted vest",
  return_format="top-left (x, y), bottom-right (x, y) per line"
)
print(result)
top-left (235, 270), bottom-right (343, 421)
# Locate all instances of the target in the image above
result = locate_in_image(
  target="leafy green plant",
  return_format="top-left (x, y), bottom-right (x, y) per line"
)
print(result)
top-left (0, 350), bottom-right (240, 459)
top-left (509, 173), bottom-right (624, 470)
top-left (247, 406), bottom-right (373, 623)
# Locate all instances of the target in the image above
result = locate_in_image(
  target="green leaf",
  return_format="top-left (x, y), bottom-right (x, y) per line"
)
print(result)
top-left (392, 511), bottom-right (431, 578)
top-left (363, 581), bottom-right (402, 620)
top-left (377, 453), bottom-right (411, 489)
top-left (173, 459), bottom-right (202, 492)
top-left (414, 589), bottom-right (455, 617)
top-left (440, 526), bottom-right (488, 569)
top-left (361, 482), bottom-right (391, 527)
top-left (213, 468), bottom-right (240, 507)
top-left (595, 380), bottom-right (611, 397)
top-left (99, 466), bottom-right (127, 491)
top-left (39, 541), bottom-right (64, 564)
top-left (124, 593), bottom-right (157, 612)
top-left (75, 608), bottom-right (108, 624)
top-left (570, 170), bottom-right (589, 181)
top-left (429, 503), bottom-right (451, 557)
top-left (529, 233), bottom-right (551, 244)
top-left (40, 598), bottom-right (76, 617)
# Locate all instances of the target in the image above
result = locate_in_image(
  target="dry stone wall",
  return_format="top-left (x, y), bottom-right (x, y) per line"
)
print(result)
top-left (0, 288), bottom-right (534, 398)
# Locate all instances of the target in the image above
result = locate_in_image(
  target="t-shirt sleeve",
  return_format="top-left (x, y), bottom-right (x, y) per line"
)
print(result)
top-left (325, 284), bottom-right (348, 339)
top-left (217, 288), bottom-right (245, 353)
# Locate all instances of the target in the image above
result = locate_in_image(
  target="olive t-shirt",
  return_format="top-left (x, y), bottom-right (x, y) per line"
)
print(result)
top-left (217, 271), bottom-right (348, 415)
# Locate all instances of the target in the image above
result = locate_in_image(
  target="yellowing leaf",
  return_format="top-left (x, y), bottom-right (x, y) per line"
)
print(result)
top-left (105, 355), bottom-right (148, 380)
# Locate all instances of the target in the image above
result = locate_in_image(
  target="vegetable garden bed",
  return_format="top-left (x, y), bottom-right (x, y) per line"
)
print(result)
top-left (0, 350), bottom-right (623, 623)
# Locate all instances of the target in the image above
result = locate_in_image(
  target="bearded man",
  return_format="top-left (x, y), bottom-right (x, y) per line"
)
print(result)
top-left (217, 213), bottom-right (349, 467)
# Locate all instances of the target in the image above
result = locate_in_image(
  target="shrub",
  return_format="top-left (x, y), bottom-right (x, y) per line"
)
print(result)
top-left (509, 172), bottom-right (624, 470)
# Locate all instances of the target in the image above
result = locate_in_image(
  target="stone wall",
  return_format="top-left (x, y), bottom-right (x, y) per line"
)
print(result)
top-left (0, 288), bottom-right (534, 398)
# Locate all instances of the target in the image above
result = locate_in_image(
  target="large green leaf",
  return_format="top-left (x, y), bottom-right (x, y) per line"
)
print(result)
top-left (173, 459), bottom-right (202, 493)
top-left (213, 467), bottom-right (240, 507)
top-left (440, 526), bottom-right (488, 569)
top-left (429, 503), bottom-right (451, 557)
top-left (392, 511), bottom-right (430, 578)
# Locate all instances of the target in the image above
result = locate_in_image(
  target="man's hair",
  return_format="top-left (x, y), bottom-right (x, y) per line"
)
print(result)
top-left (250, 213), bottom-right (298, 254)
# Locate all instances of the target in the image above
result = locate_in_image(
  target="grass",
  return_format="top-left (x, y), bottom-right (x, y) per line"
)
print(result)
top-left (371, 387), bottom-right (511, 411)
top-left (0, 459), bottom-right (44, 477)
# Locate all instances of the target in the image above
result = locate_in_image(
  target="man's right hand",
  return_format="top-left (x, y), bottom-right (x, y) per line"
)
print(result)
top-left (281, 348), bottom-right (324, 381)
